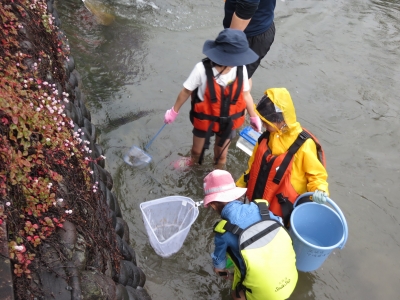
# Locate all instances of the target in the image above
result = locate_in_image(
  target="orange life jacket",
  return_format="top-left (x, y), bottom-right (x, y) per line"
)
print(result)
top-left (244, 129), bottom-right (326, 226)
top-left (190, 58), bottom-right (246, 164)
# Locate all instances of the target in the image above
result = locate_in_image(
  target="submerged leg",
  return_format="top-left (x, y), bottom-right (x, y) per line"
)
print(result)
top-left (214, 136), bottom-right (231, 169)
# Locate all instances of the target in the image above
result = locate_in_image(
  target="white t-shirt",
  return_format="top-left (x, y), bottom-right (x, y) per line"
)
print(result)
top-left (183, 62), bottom-right (250, 101)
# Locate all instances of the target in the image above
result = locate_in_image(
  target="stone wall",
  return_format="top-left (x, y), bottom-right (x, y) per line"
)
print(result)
top-left (0, 1), bottom-right (152, 299)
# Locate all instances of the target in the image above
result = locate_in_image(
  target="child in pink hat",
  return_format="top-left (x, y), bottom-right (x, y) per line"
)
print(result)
top-left (203, 170), bottom-right (283, 300)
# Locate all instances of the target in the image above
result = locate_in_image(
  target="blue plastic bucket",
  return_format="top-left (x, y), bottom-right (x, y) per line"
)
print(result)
top-left (289, 192), bottom-right (348, 272)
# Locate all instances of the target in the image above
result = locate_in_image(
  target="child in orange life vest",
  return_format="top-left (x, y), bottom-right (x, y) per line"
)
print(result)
top-left (164, 29), bottom-right (262, 169)
top-left (236, 88), bottom-right (329, 227)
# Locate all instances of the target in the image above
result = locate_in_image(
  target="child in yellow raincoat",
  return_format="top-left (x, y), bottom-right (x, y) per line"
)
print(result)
top-left (236, 87), bottom-right (329, 226)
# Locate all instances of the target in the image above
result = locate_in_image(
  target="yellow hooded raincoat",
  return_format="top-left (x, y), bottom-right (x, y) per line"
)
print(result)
top-left (236, 88), bottom-right (329, 196)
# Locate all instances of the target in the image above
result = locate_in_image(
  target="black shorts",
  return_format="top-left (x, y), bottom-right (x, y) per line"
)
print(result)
top-left (192, 128), bottom-right (236, 139)
top-left (246, 22), bottom-right (276, 78)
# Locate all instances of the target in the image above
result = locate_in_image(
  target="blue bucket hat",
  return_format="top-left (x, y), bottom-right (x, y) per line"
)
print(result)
top-left (202, 29), bottom-right (259, 67)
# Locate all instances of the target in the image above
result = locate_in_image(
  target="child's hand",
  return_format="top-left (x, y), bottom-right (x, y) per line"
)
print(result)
top-left (214, 267), bottom-right (230, 280)
top-left (250, 116), bottom-right (262, 132)
top-left (164, 107), bottom-right (179, 124)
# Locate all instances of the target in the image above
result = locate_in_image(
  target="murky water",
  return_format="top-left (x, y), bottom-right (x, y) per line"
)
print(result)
top-left (57, 0), bottom-right (400, 298)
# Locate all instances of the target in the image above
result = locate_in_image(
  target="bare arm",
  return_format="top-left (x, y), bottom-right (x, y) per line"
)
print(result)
top-left (173, 88), bottom-right (192, 112)
top-left (243, 90), bottom-right (257, 117)
top-left (230, 12), bottom-right (251, 31)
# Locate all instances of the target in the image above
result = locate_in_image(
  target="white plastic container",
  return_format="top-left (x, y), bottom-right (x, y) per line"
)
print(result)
top-left (236, 126), bottom-right (261, 156)
top-left (140, 196), bottom-right (199, 257)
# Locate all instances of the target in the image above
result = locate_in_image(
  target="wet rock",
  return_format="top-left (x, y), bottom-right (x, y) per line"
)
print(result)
top-left (103, 252), bottom-right (114, 279)
top-left (120, 260), bottom-right (140, 288)
top-left (137, 267), bottom-right (146, 287)
top-left (66, 261), bottom-right (82, 300)
top-left (116, 235), bottom-right (136, 264)
top-left (23, 57), bottom-right (34, 69)
top-left (74, 105), bottom-right (84, 127)
top-left (63, 59), bottom-right (70, 78)
top-left (20, 40), bottom-right (33, 52)
top-left (122, 218), bottom-right (130, 244)
top-left (72, 69), bottom-right (82, 87)
top-left (80, 102), bottom-right (90, 121)
top-left (72, 234), bottom-right (88, 270)
top-left (81, 125), bottom-right (92, 144)
top-left (90, 249), bottom-right (105, 272)
top-left (39, 243), bottom-right (70, 300)
top-left (84, 117), bottom-right (96, 142)
top-left (99, 180), bottom-right (107, 197)
top-left (67, 56), bottom-right (75, 72)
top-left (107, 207), bottom-right (117, 228)
top-left (80, 270), bottom-right (117, 300)
top-left (69, 72), bottom-right (78, 89)
top-left (106, 188), bottom-right (116, 212)
top-left (117, 260), bottom-right (129, 286)
top-left (135, 286), bottom-right (152, 300)
top-left (125, 286), bottom-right (151, 300)
top-left (112, 191), bottom-right (122, 218)
top-left (58, 220), bottom-right (77, 259)
top-left (52, 9), bottom-right (61, 27)
top-left (125, 286), bottom-right (140, 300)
top-left (116, 284), bottom-right (130, 300)
top-left (94, 164), bottom-right (113, 191)
top-left (74, 86), bottom-right (82, 103)
top-left (47, 0), bottom-right (53, 13)
top-left (93, 143), bottom-right (105, 168)
top-left (115, 217), bottom-right (125, 238)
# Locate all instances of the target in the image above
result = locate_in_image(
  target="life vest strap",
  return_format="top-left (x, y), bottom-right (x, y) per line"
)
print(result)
top-left (232, 66), bottom-right (243, 104)
top-left (195, 110), bottom-right (244, 164)
top-left (257, 131), bottom-right (270, 144)
top-left (235, 282), bottom-right (252, 298)
top-left (272, 130), bottom-right (310, 184)
top-left (240, 222), bottom-right (281, 250)
top-left (190, 110), bottom-right (244, 123)
top-left (253, 200), bottom-right (271, 221)
top-left (276, 193), bottom-right (293, 227)
top-left (223, 221), bottom-right (244, 236)
top-left (202, 58), bottom-right (217, 103)
top-left (252, 149), bottom-right (275, 199)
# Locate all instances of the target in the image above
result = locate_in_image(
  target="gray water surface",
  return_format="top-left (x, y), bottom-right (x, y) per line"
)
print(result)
top-left (57, 0), bottom-right (400, 298)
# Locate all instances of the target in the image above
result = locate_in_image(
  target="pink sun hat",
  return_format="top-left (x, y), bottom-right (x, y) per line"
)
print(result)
top-left (203, 170), bottom-right (247, 208)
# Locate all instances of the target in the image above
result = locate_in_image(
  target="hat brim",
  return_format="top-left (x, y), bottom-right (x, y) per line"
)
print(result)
top-left (204, 186), bottom-right (247, 207)
top-left (203, 40), bottom-right (259, 67)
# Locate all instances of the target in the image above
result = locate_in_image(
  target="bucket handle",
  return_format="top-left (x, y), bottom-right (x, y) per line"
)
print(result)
top-left (293, 192), bottom-right (348, 249)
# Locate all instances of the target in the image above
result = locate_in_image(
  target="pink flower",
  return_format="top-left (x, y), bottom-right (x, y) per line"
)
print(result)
top-left (5, 202), bottom-right (10, 206)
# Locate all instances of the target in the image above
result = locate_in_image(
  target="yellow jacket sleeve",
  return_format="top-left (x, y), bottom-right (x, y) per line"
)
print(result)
top-left (236, 142), bottom-right (259, 187)
top-left (298, 139), bottom-right (329, 196)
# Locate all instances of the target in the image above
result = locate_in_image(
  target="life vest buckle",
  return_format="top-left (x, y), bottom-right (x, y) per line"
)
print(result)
top-left (259, 206), bottom-right (270, 218)
top-left (230, 225), bottom-right (241, 235)
top-left (219, 116), bottom-right (230, 124)
top-left (277, 193), bottom-right (288, 204)
top-left (299, 131), bottom-right (311, 140)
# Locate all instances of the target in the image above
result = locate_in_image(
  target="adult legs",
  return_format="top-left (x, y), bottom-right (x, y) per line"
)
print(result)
top-left (246, 22), bottom-right (276, 82)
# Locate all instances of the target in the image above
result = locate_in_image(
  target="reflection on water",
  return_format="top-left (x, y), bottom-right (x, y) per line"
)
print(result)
top-left (82, 0), bottom-right (115, 25)
top-left (57, 0), bottom-right (400, 299)
top-left (112, 0), bottom-right (222, 30)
